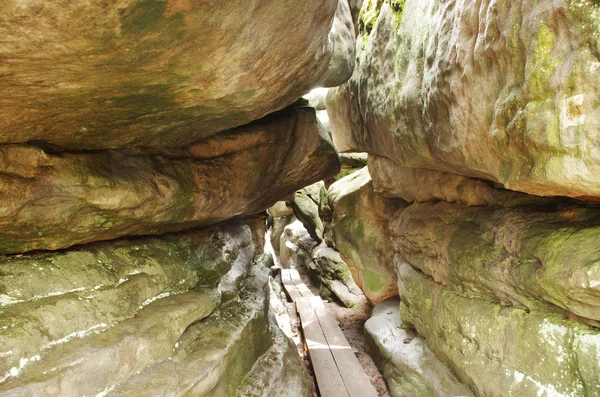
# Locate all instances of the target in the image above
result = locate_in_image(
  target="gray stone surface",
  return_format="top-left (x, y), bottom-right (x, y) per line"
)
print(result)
top-left (365, 298), bottom-right (473, 397)
top-left (398, 263), bottom-right (600, 397)
top-left (0, 219), bottom-right (309, 396)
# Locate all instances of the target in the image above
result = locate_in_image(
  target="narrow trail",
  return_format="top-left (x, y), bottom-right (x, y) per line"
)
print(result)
top-left (266, 229), bottom-right (390, 397)
top-left (292, 267), bottom-right (390, 397)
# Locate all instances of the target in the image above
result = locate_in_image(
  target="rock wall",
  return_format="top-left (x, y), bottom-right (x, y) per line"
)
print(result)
top-left (0, 106), bottom-right (339, 254)
top-left (330, 0), bottom-right (600, 200)
top-left (365, 298), bottom-right (473, 397)
top-left (328, 0), bottom-right (600, 395)
top-left (0, 219), bottom-right (311, 396)
top-left (0, 1), bottom-right (355, 395)
top-left (324, 167), bottom-right (404, 304)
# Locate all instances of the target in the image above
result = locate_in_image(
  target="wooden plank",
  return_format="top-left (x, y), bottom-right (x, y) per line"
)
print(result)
top-left (289, 268), bottom-right (315, 298)
top-left (308, 295), bottom-right (324, 309)
top-left (315, 307), bottom-right (379, 397)
top-left (281, 269), bottom-right (303, 302)
top-left (296, 299), bottom-right (350, 397)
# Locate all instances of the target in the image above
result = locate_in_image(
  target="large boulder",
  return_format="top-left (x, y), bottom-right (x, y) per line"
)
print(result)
top-left (0, 0), bottom-right (354, 150)
top-left (312, 243), bottom-right (363, 307)
top-left (0, 218), bottom-right (311, 396)
top-left (0, 106), bottom-right (340, 255)
top-left (290, 181), bottom-right (327, 243)
top-left (329, 0), bottom-right (600, 200)
top-left (389, 197), bottom-right (600, 395)
top-left (326, 167), bottom-right (405, 303)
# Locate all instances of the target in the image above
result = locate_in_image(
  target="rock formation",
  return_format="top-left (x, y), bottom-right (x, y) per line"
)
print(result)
top-left (0, 0), bottom-right (354, 150)
top-left (365, 298), bottom-right (473, 397)
top-left (330, 0), bottom-right (600, 200)
top-left (5, 0), bottom-right (600, 395)
top-left (273, 181), bottom-right (364, 308)
top-left (326, 0), bottom-right (600, 395)
top-left (0, 106), bottom-right (339, 254)
top-left (324, 167), bottom-right (404, 304)
top-left (0, 220), bottom-right (312, 396)
top-left (0, 0), bottom-right (354, 395)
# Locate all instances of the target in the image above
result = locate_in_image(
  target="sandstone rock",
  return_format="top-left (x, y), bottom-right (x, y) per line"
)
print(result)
top-left (2, 290), bottom-right (219, 397)
top-left (391, 201), bottom-right (600, 323)
top-left (0, 219), bottom-right (277, 395)
top-left (111, 256), bottom-right (278, 397)
top-left (0, 218), bottom-right (307, 396)
top-left (0, 222), bottom-right (256, 380)
top-left (290, 182), bottom-right (327, 242)
top-left (326, 167), bottom-right (405, 303)
top-left (279, 221), bottom-right (318, 271)
top-left (365, 298), bottom-right (473, 397)
top-left (370, 155), bottom-right (555, 207)
top-left (236, 275), bottom-right (313, 397)
top-left (398, 263), bottom-right (600, 397)
top-left (0, 0), bottom-right (353, 150)
top-left (270, 214), bottom-right (296, 255)
top-left (0, 106), bottom-right (340, 255)
top-left (329, 0), bottom-right (600, 200)
top-left (267, 202), bottom-right (294, 218)
top-left (348, 0), bottom-right (364, 31)
top-left (317, 0), bottom-right (357, 88)
top-left (279, 220), bottom-right (360, 307)
top-left (312, 243), bottom-right (363, 308)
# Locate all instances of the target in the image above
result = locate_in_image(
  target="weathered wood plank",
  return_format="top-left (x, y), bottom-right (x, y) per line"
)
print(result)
top-left (289, 268), bottom-right (315, 298)
top-left (308, 295), bottom-right (325, 309)
top-left (281, 269), bottom-right (303, 302)
top-left (297, 298), bottom-right (350, 397)
top-left (315, 307), bottom-right (379, 397)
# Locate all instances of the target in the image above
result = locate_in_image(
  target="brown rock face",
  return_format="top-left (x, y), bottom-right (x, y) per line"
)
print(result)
top-left (0, 0), bottom-right (354, 150)
top-left (0, 106), bottom-right (340, 254)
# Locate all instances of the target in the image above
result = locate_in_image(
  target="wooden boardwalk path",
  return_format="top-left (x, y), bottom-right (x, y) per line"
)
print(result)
top-left (281, 269), bottom-right (379, 397)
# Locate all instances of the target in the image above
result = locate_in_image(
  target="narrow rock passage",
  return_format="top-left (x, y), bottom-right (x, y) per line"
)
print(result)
top-left (266, 229), bottom-right (390, 397)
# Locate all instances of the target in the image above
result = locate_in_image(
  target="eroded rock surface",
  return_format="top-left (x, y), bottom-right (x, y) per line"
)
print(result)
top-left (369, 155), bottom-right (554, 207)
top-left (323, 1), bottom-right (600, 396)
top-left (325, 167), bottom-right (405, 303)
top-left (365, 298), bottom-right (473, 397)
top-left (391, 201), bottom-right (600, 323)
top-left (0, 218), bottom-right (311, 396)
top-left (279, 220), bottom-right (362, 308)
top-left (329, 0), bottom-right (600, 200)
top-left (0, 0), bottom-right (354, 150)
top-left (0, 106), bottom-right (340, 255)
top-left (398, 263), bottom-right (600, 397)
